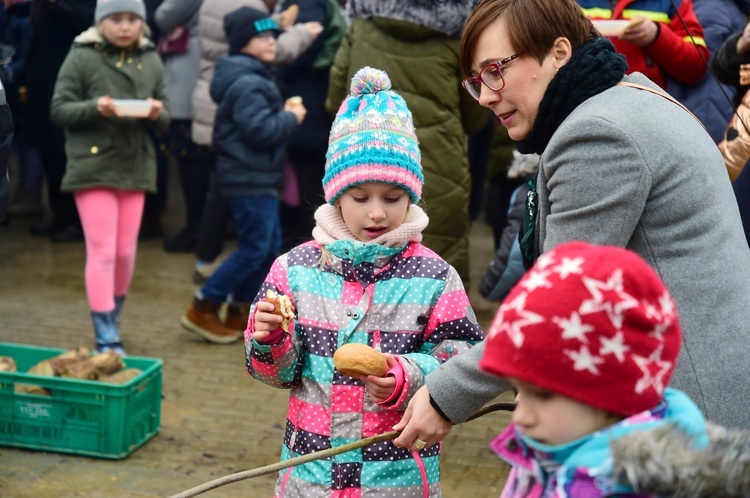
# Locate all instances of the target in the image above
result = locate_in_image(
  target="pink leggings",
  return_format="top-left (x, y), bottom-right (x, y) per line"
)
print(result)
top-left (74, 188), bottom-right (145, 312)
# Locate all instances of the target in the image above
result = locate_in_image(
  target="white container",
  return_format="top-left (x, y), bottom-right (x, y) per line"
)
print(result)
top-left (591, 20), bottom-right (632, 37)
top-left (112, 99), bottom-right (152, 118)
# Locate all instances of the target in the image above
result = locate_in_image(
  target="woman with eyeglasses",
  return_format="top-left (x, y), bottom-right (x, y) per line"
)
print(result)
top-left (391, 0), bottom-right (750, 453)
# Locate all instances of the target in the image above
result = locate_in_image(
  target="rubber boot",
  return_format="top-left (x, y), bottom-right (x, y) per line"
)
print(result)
top-left (91, 310), bottom-right (126, 356)
top-left (180, 297), bottom-right (242, 344)
top-left (114, 295), bottom-right (126, 330)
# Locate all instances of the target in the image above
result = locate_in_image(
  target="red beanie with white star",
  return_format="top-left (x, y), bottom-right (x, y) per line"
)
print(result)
top-left (479, 241), bottom-right (682, 417)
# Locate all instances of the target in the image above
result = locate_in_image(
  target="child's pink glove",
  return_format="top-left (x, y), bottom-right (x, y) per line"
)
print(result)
top-left (360, 354), bottom-right (400, 404)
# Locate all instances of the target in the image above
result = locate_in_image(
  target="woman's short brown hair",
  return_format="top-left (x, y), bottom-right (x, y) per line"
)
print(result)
top-left (460, 0), bottom-right (598, 76)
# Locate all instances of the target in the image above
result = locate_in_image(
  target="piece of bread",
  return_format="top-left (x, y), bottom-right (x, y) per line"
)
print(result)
top-left (286, 96), bottom-right (303, 107)
top-left (280, 4), bottom-right (299, 29)
top-left (333, 343), bottom-right (388, 378)
top-left (265, 289), bottom-right (295, 332)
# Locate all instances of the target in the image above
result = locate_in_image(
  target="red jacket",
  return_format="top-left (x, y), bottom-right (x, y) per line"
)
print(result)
top-left (580, 0), bottom-right (709, 89)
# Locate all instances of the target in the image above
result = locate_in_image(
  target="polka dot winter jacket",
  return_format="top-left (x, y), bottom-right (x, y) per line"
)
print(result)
top-left (245, 238), bottom-right (484, 497)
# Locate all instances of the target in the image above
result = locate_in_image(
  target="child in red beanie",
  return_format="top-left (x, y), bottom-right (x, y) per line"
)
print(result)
top-left (480, 241), bottom-right (727, 497)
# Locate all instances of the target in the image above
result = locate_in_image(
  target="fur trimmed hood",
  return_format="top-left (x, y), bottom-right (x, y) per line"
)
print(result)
top-left (73, 26), bottom-right (153, 50)
top-left (613, 422), bottom-right (750, 497)
top-left (347, 0), bottom-right (480, 37)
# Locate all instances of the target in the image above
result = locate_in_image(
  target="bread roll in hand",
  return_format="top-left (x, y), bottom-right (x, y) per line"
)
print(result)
top-left (265, 289), bottom-right (295, 332)
top-left (334, 343), bottom-right (388, 378)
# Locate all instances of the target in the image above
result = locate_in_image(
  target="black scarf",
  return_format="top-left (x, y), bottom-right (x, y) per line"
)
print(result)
top-left (516, 38), bottom-right (626, 269)
top-left (515, 38), bottom-right (627, 155)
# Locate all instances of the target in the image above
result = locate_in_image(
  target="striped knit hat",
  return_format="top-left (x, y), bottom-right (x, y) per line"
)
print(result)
top-left (323, 67), bottom-right (423, 204)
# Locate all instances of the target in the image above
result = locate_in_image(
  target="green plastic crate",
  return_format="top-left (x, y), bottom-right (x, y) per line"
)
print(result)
top-left (0, 342), bottom-right (162, 459)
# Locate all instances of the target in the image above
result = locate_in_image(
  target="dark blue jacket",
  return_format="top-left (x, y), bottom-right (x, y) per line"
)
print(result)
top-left (667, 0), bottom-right (750, 143)
top-left (210, 54), bottom-right (298, 198)
top-left (278, 0), bottom-right (333, 150)
top-left (0, 1), bottom-right (32, 89)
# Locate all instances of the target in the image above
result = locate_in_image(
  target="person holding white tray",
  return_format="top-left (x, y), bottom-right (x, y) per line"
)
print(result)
top-left (50, 0), bottom-right (171, 356)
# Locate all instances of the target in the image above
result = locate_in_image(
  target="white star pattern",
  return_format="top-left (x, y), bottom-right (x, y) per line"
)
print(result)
top-left (648, 319), bottom-right (670, 341)
top-left (579, 269), bottom-right (639, 329)
top-left (553, 312), bottom-right (594, 342)
top-left (633, 345), bottom-right (672, 396)
top-left (565, 345), bottom-right (605, 375)
top-left (644, 302), bottom-right (661, 320)
top-left (535, 252), bottom-right (556, 269)
top-left (488, 292), bottom-right (545, 348)
top-left (659, 292), bottom-right (675, 318)
top-left (520, 270), bottom-right (553, 292)
top-left (599, 331), bottom-right (630, 362)
top-left (552, 257), bottom-right (584, 279)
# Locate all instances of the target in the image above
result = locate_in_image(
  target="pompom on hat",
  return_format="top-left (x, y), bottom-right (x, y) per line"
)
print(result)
top-left (323, 67), bottom-right (424, 204)
top-left (95, 0), bottom-right (146, 23)
top-left (480, 241), bottom-right (682, 417)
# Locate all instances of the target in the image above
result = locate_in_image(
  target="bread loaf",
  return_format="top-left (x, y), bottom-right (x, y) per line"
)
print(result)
top-left (333, 343), bottom-right (388, 378)
top-left (265, 289), bottom-right (295, 332)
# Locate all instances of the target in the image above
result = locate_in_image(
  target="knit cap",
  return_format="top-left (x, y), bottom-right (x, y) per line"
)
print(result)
top-left (95, 0), bottom-right (145, 23)
top-left (323, 67), bottom-right (423, 204)
top-left (224, 6), bottom-right (280, 56)
top-left (479, 241), bottom-right (682, 417)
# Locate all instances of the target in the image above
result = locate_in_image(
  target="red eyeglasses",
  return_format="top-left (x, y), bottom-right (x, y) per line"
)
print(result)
top-left (462, 53), bottom-right (523, 100)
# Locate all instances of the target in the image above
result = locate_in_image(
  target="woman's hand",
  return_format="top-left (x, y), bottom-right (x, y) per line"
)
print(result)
top-left (392, 385), bottom-right (453, 451)
top-left (620, 17), bottom-right (658, 47)
top-left (146, 98), bottom-right (163, 121)
top-left (360, 353), bottom-right (399, 403)
top-left (97, 95), bottom-right (115, 117)
top-left (252, 301), bottom-right (283, 341)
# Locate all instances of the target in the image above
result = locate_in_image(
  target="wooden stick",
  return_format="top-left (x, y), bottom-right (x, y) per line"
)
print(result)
top-left (169, 401), bottom-right (515, 498)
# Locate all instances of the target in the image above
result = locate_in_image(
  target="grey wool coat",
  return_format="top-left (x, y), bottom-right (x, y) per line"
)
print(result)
top-left (427, 73), bottom-right (750, 430)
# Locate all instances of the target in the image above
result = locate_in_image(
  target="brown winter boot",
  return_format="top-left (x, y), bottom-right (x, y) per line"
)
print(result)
top-left (224, 303), bottom-right (251, 332)
top-left (180, 297), bottom-right (242, 344)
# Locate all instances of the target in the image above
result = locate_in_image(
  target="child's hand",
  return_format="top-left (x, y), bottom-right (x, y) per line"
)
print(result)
top-left (146, 98), bottom-right (163, 121)
top-left (252, 301), bottom-right (283, 341)
top-left (360, 354), bottom-right (399, 403)
top-left (285, 102), bottom-right (307, 125)
top-left (97, 96), bottom-right (115, 117)
top-left (303, 21), bottom-right (323, 39)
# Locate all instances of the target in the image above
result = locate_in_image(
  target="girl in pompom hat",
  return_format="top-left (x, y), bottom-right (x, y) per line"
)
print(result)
top-left (244, 67), bottom-right (484, 497)
top-left (481, 241), bottom-right (750, 498)
top-left (50, 0), bottom-right (170, 355)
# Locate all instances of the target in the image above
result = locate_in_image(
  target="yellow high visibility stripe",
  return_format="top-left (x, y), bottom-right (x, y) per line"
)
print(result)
top-left (685, 36), bottom-right (706, 47)
top-left (581, 7), bottom-right (613, 19)
top-left (622, 9), bottom-right (670, 23)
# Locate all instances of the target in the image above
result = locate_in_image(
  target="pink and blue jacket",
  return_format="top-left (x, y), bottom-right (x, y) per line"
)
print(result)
top-left (492, 389), bottom-right (709, 498)
top-left (245, 235), bottom-right (484, 498)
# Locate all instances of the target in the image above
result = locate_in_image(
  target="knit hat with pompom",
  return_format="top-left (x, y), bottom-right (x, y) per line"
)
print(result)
top-left (480, 241), bottom-right (682, 417)
top-left (322, 67), bottom-right (423, 204)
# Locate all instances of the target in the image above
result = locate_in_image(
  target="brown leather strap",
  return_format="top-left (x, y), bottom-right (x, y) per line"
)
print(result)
top-left (617, 81), bottom-right (708, 134)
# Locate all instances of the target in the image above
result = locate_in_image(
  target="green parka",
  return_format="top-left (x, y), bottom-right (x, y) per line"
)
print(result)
top-left (326, 13), bottom-right (488, 285)
top-left (51, 27), bottom-right (170, 193)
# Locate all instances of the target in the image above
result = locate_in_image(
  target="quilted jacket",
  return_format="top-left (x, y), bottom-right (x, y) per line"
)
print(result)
top-left (245, 228), bottom-right (484, 497)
